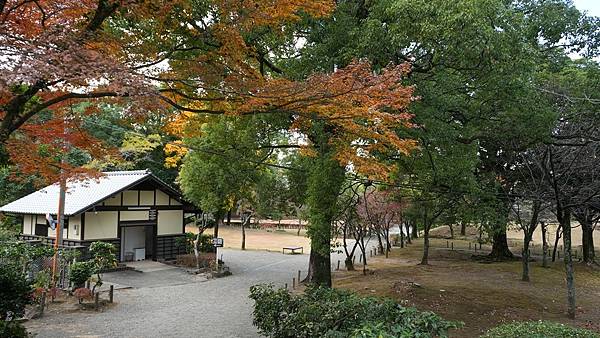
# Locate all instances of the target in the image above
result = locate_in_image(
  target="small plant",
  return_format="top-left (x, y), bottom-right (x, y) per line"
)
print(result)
top-left (481, 321), bottom-right (600, 338)
top-left (73, 288), bottom-right (93, 304)
top-left (69, 261), bottom-right (94, 289)
top-left (33, 269), bottom-right (51, 290)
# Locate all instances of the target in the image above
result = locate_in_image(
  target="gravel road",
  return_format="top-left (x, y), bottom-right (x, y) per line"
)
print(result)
top-left (26, 249), bottom-right (308, 338)
top-left (26, 242), bottom-right (377, 338)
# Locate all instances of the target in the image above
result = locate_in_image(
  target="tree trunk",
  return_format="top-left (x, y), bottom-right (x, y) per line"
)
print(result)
top-left (376, 232), bottom-right (384, 254)
top-left (559, 210), bottom-right (576, 319)
top-left (552, 225), bottom-right (562, 262)
top-left (489, 230), bottom-right (514, 261)
top-left (226, 210), bottom-right (231, 226)
top-left (405, 222), bottom-right (412, 244)
top-left (241, 220), bottom-right (246, 250)
top-left (460, 222), bottom-right (467, 236)
top-left (420, 218), bottom-right (431, 265)
top-left (400, 225), bottom-right (405, 248)
top-left (385, 229), bottom-right (391, 258)
top-left (541, 222), bottom-right (549, 268)
top-left (305, 250), bottom-right (332, 286)
top-left (412, 220), bottom-right (419, 239)
top-left (522, 234), bottom-right (531, 282)
top-left (581, 220), bottom-right (595, 264)
top-left (344, 257), bottom-right (354, 271)
top-left (304, 128), bottom-right (345, 286)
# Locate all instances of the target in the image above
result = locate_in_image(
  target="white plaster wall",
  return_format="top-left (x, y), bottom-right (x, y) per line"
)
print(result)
top-left (170, 198), bottom-right (182, 206)
top-left (122, 190), bottom-right (138, 206)
top-left (84, 211), bottom-right (118, 239)
top-left (22, 215), bottom-right (33, 235)
top-left (120, 210), bottom-right (149, 221)
top-left (155, 189), bottom-right (169, 205)
top-left (104, 193), bottom-right (121, 206)
top-left (68, 214), bottom-right (81, 240)
top-left (157, 210), bottom-right (183, 235)
top-left (139, 190), bottom-right (154, 205)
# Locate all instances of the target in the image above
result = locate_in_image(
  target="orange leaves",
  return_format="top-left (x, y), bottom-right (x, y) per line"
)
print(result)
top-left (236, 60), bottom-right (417, 180)
top-left (217, 0), bottom-right (334, 31)
top-left (172, 59), bottom-right (418, 181)
top-left (164, 141), bottom-right (188, 168)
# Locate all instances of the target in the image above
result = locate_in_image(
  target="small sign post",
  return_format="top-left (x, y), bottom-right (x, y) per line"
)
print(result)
top-left (212, 237), bottom-right (224, 271)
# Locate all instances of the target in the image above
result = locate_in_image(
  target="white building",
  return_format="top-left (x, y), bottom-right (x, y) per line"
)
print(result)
top-left (0, 170), bottom-right (198, 261)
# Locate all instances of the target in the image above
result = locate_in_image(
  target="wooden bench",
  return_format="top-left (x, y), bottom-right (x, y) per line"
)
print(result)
top-left (282, 246), bottom-right (304, 255)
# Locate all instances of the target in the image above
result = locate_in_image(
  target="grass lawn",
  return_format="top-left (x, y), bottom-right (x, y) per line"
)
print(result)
top-left (333, 237), bottom-right (600, 337)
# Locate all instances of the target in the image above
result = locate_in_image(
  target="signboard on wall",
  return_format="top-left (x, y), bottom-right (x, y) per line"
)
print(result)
top-left (149, 209), bottom-right (157, 221)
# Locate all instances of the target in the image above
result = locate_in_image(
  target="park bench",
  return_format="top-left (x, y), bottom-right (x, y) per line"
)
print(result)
top-left (282, 246), bottom-right (304, 255)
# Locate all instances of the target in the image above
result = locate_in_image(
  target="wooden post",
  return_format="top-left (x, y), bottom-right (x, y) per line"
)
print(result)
top-left (297, 270), bottom-right (301, 284)
top-left (40, 291), bottom-right (46, 315)
top-left (292, 277), bottom-right (296, 289)
top-left (109, 285), bottom-right (114, 303)
top-left (284, 283), bottom-right (288, 290)
top-left (451, 242), bottom-right (454, 251)
top-left (446, 240), bottom-right (449, 248)
top-left (95, 292), bottom-right (100, 311)
top-left (469, 242), bottom-right (472, 250)
top-left (337, 260), bottom-right (340, 270)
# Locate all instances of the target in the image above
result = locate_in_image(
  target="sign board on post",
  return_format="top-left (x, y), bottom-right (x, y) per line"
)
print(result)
top-left (212, 237), bottom-right (224, 247)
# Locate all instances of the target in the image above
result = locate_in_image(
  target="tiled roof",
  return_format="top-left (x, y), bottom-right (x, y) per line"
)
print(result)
top-left (0, 170), bottom-right (159, 216)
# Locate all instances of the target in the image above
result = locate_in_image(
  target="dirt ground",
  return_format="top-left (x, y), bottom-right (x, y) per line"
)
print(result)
top-left (186, 225), bottom-right (311, 253)
top-left (430, 223), bottom-right (600, 255)
top-left (333, 237), bottom-right (600, 337)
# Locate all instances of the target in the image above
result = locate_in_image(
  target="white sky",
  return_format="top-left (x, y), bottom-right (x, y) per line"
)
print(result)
top-left (574, 0), bottom-right (600, 16)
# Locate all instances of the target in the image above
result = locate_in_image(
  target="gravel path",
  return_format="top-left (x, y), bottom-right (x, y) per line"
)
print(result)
top-left (26, 243), bottom-right (377, 338)
top-left (26, 249), bottom-right (307, 338)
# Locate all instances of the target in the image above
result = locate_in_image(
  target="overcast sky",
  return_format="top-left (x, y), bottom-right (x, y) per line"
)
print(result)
top-left (574, 0), bottom-right (600, 16)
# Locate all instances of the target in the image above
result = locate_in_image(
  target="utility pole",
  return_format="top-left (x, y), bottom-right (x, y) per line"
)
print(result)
top-left (52, 114), bottom-right (68, 286)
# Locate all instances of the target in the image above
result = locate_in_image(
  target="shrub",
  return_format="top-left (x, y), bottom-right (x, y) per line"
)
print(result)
top-left (0, 264), bottom-right (32, 321)
top-left (89, 241), bottom-right (117, 271)
top-left (249, 284), bottom-right (460, 338)
top-left (88, 241), bottom-right (117, 292)
top-left (0, 320), bottom-right (28, 338)
top-left (481, 321), bottom-right (600, 338)
top-left (69, 261), bottom-right (94, 289)
top-left (175, 232), bottom-right (196, 254)
top-left (197, 233), bottom-right (215, 253)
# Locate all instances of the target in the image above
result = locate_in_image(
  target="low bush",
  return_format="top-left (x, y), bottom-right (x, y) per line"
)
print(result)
top-left (481, 321), bottom-right (600, 338)
top-left (0, 320), bottom-right (28, 338)
top-left (249, 284), bottom-right (460, 338)
top-left (0, 265), bottom-right (32, 321)
top-left (69, 261), bottom-right (94, 289)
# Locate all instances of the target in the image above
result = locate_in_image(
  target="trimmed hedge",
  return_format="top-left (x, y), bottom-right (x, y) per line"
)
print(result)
top-left (249, 284), bottom-right (460, 338)
top-left (482, 321), bottom-right (600, 338)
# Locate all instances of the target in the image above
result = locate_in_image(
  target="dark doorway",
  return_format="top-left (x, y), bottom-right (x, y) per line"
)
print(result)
top-left (120, 223), bottom-right (156, 261)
